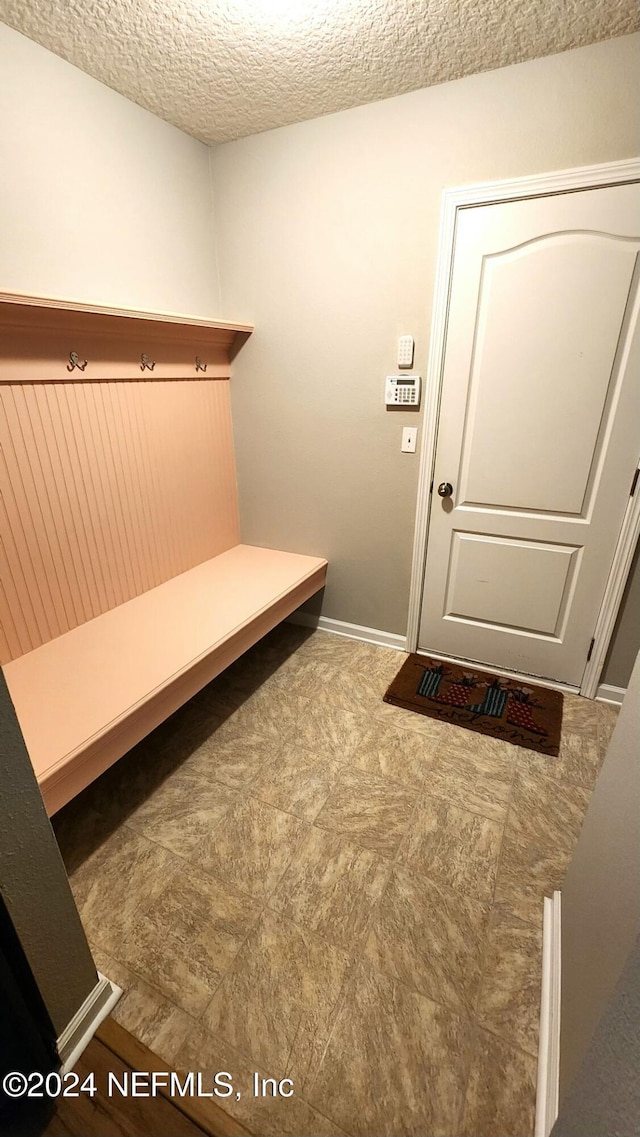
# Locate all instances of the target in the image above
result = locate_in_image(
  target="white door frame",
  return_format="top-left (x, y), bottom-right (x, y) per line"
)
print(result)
top-left (406, 157), bottom-right (640, 698)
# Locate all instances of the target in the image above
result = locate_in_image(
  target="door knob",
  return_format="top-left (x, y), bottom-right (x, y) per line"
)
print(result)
top-left (437, 482), bottom-right (453, 498)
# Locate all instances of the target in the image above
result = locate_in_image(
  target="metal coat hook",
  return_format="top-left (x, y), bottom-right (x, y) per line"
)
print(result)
top-left (195, 356), bottom-right (207, 372)
top-left (140, 353), bottom-right (156, 371)
top-left (67, 351), bottom-right (88, 372)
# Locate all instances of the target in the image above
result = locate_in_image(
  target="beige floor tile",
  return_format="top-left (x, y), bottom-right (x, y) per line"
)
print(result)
top-left (596, 699), bottom-right (620, 756)
top-left (373, 700), bottom-right (467, 742)
top-left (518, 729), bottom-right (603, 789)
top-left (350, 643), bottom-right (409, 684)
top-left (437, 726), bottom-right (519, 778)
top-left (493, 830), bottom-right (584, 924)
top-left (399, 795), bottom-right (503, 902)
top-left (102, 863), bottom-right (260, 1016)
top-left (318, 668), bottom-right (399, 716)
top-left (256, 648), bottom-right (319, 692)
top-left (476, 912), bottom-right (543, 1057)
top-left (270, 825), bottom-right (391, 951)
top-left (286, 631), bottom-right (405, 688)
top-left (278, 658), bottom-right (392, 717)
top-left (190, 795), bottom-right (308, 900)
top-left (492, 841), bottom-right (549, 926)
top-left (125, 769), bottom-right (238, 856)
top-left (91, 948), bottom-right (195, 1067)
top-left (53, 802), bottom-right (117, 877)
top-left (365, 864), bottom-right (489, 1014)
top-left (291, 629), bottom-right (374, 670)
top-left (194, 650), bottom-right (297, 716)
top-left (307, 958), bottom-right (470, 1137)
top-left (183, 732), bottom-right (282, 791)
top-left (314, 766), bottom-right (417, 857)
top-left (561, 692), bottom-right (599, 736)
top-left (460, 1028), bottom-right (537, 1137)
top-left (203, 908), bottom-right (351, 1092)
top-left (70, 740), bottom-right (182, 829)
top-left (421, 749), bottom-right (514, 824)
top-left (493, 771), bottom-right (589, 922)
top-left (213, 685), bottom-right (302, 744)
top-left (349, 721), bottom-right (440, 786)
top-left (252, 744), bottom-right (341, 821)
top-left (69, 824), bottom-right (182, 948)
top-left (269, 656), bottom-right (337, 697)
top-left (281, 696), bottom-right (370, 762)
top-left (507, 765), bottom-right (590, 852)
top-left (175, 1020), bottom-right (347, 1136)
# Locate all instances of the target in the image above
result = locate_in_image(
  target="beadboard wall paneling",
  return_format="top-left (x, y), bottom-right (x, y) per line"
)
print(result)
top-left (0, 379), bottom-right (239, 663)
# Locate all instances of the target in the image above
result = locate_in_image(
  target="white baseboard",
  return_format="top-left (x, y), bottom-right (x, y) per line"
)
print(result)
top-left (535, 891), bottom-right (562, 1137)
top-left (596, 683), bottom-right (626, 706)
top-left (57, 971), bottom-right (122, 1073)
top-left (287, 612), bottom-right (407, 652)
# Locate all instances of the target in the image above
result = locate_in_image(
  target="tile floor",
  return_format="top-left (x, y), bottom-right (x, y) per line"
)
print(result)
top-left (52, 625), bottom-right (619, 1137)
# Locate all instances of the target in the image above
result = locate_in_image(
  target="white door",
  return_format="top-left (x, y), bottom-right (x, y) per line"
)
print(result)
top-left (419, 182), bottom-right (640, 686)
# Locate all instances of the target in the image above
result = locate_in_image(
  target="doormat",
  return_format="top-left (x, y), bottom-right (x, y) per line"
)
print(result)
top-left (384, 655), bottom-right (563, 756)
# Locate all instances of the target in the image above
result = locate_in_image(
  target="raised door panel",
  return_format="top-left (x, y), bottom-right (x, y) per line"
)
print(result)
top-left (460, 234), bottom-right (638, 515)
top-left (445, 533), bottom-right (580, 637)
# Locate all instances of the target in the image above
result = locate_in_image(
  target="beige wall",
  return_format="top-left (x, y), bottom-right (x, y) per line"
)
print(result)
top-left (0, 23), bottom-right (219, 317)
top-left (211, 33), bottom-right (640, 665)
top-left (559, 649), bottom-right (640, 1097)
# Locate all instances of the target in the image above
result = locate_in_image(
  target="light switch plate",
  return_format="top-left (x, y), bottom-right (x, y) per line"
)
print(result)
top-left (401, 427), bottom-right (417, 453)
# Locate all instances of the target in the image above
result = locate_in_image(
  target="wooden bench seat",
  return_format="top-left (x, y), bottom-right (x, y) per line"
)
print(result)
top-left (4, 545), bottom-right (327, 816)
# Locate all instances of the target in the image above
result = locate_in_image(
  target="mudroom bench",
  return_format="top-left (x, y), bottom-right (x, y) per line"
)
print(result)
top-left (3, 544), bottom-right (326, 815)
top-left (0, 293), bottom-right (327, 815)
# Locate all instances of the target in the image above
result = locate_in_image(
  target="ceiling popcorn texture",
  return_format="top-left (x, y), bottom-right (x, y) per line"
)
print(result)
top-left (1, 0), bottom-right (638, 144)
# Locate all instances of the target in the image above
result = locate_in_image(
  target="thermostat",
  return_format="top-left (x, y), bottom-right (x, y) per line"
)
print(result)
top-left (385, 375), bottom-right (421, 407)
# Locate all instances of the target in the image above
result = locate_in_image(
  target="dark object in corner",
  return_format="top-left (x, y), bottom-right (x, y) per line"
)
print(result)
top-left (0, 893), bottom-right (58, 1136)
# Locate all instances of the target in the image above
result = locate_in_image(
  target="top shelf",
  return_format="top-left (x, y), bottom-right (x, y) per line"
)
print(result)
top-left (0, 291), bottom-right (253, 382)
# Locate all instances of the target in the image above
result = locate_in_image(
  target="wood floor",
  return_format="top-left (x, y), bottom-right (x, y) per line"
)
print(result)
top-left (44, 1019), bottom-right (249, 1137)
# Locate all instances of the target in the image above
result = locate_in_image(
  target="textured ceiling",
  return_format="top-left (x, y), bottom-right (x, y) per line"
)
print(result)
top-left (1, 0), bottom-right (638, 144)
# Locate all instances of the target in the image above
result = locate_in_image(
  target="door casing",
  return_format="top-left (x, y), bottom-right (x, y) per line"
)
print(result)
top-left (406, 157), bottom-right (640, 698)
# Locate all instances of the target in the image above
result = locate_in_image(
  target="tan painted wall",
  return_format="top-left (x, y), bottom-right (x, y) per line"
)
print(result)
top-left (211, 33), bottom-right (640, 666)
top-left (0, 23), bottom-right (219, 317)
top-left (559, 649), bottom-right (640, 1097)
